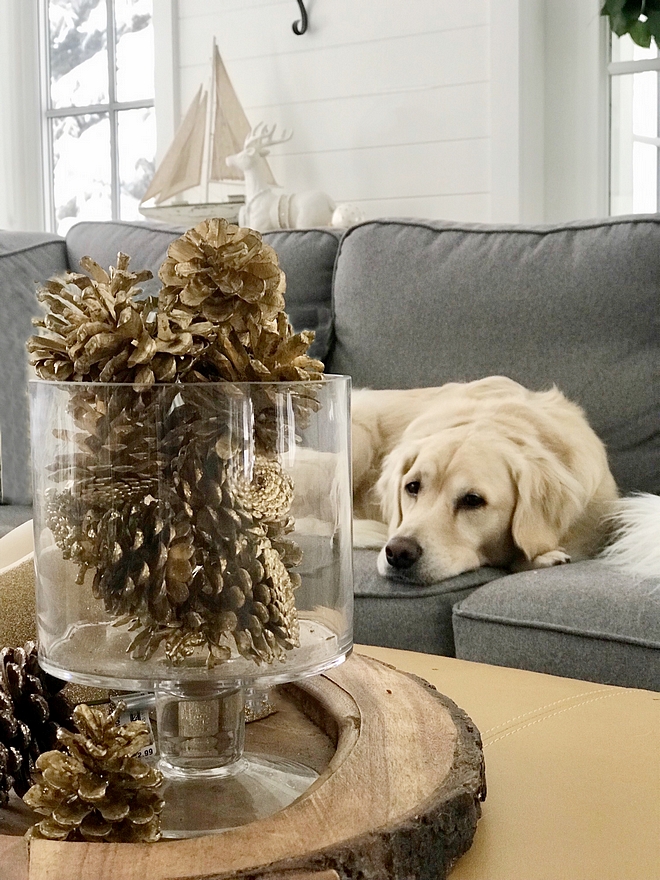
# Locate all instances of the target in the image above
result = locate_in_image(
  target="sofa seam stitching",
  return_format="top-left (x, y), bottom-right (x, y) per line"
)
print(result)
top-left (0, 241), bottom-right (65, 259)
top-left (66, 220), bottom-right (185, 235)
top-left (354, 578), bottom-right (498, 598)
top-left (481, 688), bottom-right (609, 736)
top-left (338, 216), bottom-right (660, 239)
top-left (264, 227), bottom-right (342, 245)
top-left (483, 691), bottom-right (628, 747)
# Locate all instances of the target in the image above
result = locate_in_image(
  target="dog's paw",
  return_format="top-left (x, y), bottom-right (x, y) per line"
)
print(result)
top-left (353, 518), bottom-right (388, 549)
top-left (531, 549), bottom-right (571, 568)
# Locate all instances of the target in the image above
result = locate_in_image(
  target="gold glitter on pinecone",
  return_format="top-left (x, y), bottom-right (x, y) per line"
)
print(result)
top-left (228, 456), bottom-right (294, 522)
top-left (23, 702), bottom-right (163, 842)
top-left (27, 254), bottom-right (214, 386)
top-left (158, 219), bottom-right (324, 385)
top-left (28, 219), bottom-right (325, 668)
top-left (0, 642), bottom-right (73, 807)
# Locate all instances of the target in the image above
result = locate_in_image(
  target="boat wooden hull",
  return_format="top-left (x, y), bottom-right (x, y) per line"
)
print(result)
top-left (139, 201), bottom-right (243, 226)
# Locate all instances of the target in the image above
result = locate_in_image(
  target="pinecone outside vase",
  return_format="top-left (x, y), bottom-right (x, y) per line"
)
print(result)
top-left (23, 702), bottom-right (163, 842)
top-left (0, 642), bottom-right (73, 806)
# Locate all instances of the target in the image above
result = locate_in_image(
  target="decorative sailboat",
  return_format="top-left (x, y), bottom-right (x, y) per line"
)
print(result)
top-left (139, 40), bottom-right (277, 225)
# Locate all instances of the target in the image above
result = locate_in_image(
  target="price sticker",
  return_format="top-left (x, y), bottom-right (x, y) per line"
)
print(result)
top-left (118, 706), bottom-right (157, 760)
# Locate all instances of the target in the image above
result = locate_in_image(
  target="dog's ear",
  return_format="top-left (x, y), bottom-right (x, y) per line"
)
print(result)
top-left (375, 444), bottom-right (417, 532)
top-left (511, 446), bottom-right (586, 562)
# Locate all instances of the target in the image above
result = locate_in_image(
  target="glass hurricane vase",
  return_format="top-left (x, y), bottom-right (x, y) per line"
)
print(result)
top-left (29, 376), bottom-right (353, 836)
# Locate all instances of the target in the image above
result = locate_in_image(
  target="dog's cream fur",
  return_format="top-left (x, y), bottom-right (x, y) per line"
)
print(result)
top-left (352, 376), bottom-right (623, 584)
top-left (599, 492), bottom-right (660, 580)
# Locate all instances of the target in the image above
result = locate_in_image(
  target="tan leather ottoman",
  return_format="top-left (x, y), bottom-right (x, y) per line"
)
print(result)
top-left (357, 645), bottom-right (660, 880)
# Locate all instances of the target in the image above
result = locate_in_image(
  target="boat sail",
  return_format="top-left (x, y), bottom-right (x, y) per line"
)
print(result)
top-left (139, 40), bottom-right (276, 225)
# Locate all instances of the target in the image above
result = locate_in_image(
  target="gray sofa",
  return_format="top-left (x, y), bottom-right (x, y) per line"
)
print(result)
top-left (1, 217), bottom-right (658, 691)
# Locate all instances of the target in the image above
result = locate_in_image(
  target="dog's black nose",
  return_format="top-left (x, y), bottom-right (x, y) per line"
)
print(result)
top-left (385, 536), bottom-right (422, 569)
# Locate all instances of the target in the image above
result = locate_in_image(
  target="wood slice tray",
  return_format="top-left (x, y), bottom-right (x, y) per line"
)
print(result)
top-left (0, 653), bottom-right (486, 880)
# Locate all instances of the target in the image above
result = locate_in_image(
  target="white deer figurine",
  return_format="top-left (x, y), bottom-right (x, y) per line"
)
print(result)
top-left (226, 123), bottom-right (364, 231)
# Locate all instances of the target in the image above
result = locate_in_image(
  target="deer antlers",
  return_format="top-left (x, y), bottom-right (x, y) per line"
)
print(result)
top-left (243, 122), bottom-right (293, 154)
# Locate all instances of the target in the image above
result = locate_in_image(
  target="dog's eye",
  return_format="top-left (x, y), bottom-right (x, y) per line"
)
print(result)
top-left (458, 492), bottom-right (486, 509)
top-left (405, 480), bottom-right (421, 496)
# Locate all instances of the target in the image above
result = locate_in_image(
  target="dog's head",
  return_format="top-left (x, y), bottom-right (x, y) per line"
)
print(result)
top-left (375, 426), bottom-right (586, 583)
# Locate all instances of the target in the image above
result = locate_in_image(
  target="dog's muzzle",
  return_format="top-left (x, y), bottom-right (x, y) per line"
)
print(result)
top-left (384, 536), bottom-right (422, 570)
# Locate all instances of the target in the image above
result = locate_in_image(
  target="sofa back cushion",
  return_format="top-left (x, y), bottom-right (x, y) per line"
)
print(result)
top-left (66, 222), bottom-right (340, 362)
top-left (262, 228), bottom-right (340, 361)
top-left (66, 220), bottom-right (184, 299)
top-left (326, 217), bottom-right (660, 494)
top-left (0, 232), bottom-right (68, 504)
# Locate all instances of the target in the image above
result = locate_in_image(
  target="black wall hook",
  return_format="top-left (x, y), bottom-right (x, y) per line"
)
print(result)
top-left (292, 0), bottom-right (308, 35)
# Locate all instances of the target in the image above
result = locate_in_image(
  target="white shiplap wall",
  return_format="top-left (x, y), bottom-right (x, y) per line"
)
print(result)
top-left (171, 0), bottom-right (492, 222)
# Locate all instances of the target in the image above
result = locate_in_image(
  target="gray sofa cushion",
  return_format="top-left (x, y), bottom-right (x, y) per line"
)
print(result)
top-left (0, 232), bottom-right (68, 504)
top-left (353, 548), bottom-right (505, 655)
top-left (452, 560), bottom-right (660, 690)
top-left (66, 222), bottom-right (340, 363)
top-left (0, 505), bottom-right (32, 538)
top-left (263, 228), bottom-right (341, 362)
top-left (66, 220), bottom-right (184, 300)
top-left (327, 216), bottom-right (660, 494)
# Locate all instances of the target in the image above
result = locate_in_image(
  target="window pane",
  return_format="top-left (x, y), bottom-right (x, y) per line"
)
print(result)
top-left (611, 33), bottom-right (658, 63)
top-left (632, 70), bottom-right (658, 138)
top-left (49, 0), bottom-right (109, 109)
top-left (632, 141), bottom-right (658, 212)
top-left (118, 107), bottom-right (156, 220)
top-left (115, 0), bottom-right (154, 102)
top-left (610, 73), bottom-right (658, 215)
top-left (52, 114), bottom-right (112, 235)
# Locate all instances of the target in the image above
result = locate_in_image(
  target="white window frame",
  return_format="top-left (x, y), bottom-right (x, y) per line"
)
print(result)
top-left (492, 0), bottom-right (610, 224)
top-left (607, 38), bottom-right (660, 212)
top-left (38, 0), bottom-right (155, 231)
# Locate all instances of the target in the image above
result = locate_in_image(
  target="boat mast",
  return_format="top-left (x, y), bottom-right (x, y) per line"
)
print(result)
top-left (202, 39), bottom-right (217, 205)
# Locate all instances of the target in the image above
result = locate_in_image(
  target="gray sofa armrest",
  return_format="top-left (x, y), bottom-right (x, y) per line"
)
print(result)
top-left (0, 233), bottom-right (68, 504)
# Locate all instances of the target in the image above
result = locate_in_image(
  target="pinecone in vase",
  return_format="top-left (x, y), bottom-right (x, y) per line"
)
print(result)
top-left (158, 220), bottom-right (324, 461)
top-left (0, 642), bottom-right (73, 806)
top-left (158, 218), bottom-right (324, 387)
top-left (23, 702), bottom-right (163, 842)
top-left (42, 387), bottom-right (301, 667)
top-left (27, 254), bottom-right (216, 386)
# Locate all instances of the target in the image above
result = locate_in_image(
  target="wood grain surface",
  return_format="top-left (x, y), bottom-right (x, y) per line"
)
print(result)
top-left (0, 653), bottom-right (485, 880)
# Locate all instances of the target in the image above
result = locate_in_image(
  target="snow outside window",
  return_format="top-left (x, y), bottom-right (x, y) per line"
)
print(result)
top-left (42, 0), bottom-right (155, 234)
top-left (609, 33), bottom-right (660, 215)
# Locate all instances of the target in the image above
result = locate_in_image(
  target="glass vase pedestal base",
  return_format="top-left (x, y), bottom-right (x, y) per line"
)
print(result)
top-left (154, 681), bottom-right (318, 838)
top-left (159, 755), bottom-right (318, 838)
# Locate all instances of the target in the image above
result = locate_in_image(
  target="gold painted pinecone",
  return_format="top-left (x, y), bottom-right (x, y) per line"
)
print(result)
top-left (27, 254), bottom-right (213, 386)
top-left (158, 218), bottom-right (325, 385)
top-left (23, 703), bottom-right (163, 843)
top-left (0, 642), bottom-right (73, 806)
top-left (159, 218), bottom-right (286, 330)
top-left (228, 457), bottom-right (294, 522)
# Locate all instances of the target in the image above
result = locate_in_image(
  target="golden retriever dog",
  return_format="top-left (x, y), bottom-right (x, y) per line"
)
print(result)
top-left (352, 376), bottom-right (620, 584)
